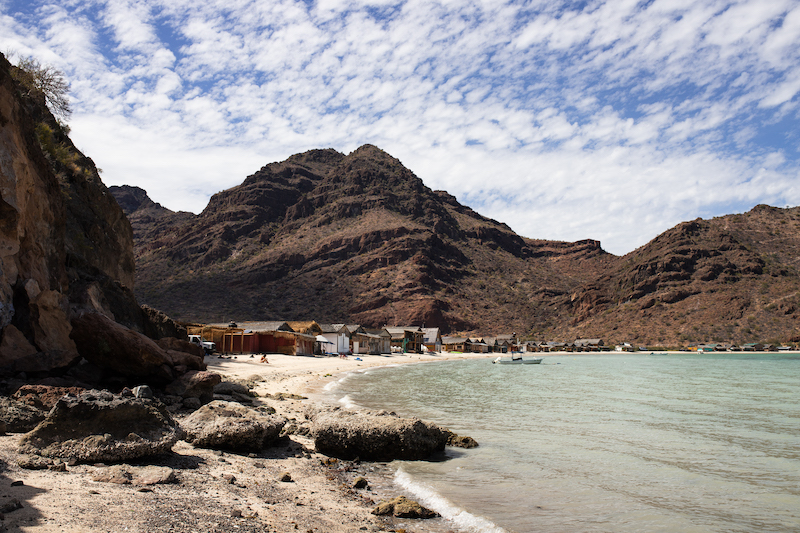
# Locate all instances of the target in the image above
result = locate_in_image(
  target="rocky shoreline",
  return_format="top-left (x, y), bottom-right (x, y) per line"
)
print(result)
top-left (0, 351), bottom-right (495, 533)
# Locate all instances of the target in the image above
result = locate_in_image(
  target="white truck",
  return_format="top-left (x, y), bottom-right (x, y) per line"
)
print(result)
top-left (188, 335), bottom-right (216, 355)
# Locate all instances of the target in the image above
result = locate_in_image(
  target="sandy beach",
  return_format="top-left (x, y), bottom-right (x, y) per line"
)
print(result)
top-left (0, 350), bottom-right (496, 533)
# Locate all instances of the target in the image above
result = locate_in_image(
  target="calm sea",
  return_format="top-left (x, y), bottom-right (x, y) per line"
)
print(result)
top-left (322, 353), bottom-right (800, 533)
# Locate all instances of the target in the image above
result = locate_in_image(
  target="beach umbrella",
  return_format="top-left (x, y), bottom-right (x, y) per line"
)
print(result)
top-left (315, 335), bottom-right (333, 344)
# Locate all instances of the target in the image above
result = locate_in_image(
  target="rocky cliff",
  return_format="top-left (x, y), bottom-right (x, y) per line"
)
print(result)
top-left (0, 53), bottom-right (188, 385)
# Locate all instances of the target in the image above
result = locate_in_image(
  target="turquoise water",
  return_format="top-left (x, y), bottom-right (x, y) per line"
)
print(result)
top-left (323, 353), bottom-right (800, 533)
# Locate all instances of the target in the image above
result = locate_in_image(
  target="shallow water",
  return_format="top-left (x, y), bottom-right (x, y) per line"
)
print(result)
top-left (323, 353), bottom-right (800, 533)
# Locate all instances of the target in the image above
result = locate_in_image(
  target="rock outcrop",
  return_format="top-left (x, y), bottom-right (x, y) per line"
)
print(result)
top-left (0, 397), bottom-right (46, 432)
top-left (309, 407), bottom-right (449, 461)
top-left (69, 312), bottom-right (175, 386)
top-left (17, 389), bottom-right (183, 463)
top-left (372, 496), bottom-right (439, 519)
top-left (0, 53), bottom-right (190, 384)
top-left (181, 400), bottom-right (286, 451)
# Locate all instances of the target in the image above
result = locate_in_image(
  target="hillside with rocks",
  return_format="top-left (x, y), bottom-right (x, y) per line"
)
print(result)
top-left (113, 146), bottom-right (613, 334)
top-left (0, 52), bottom-right (197, 388)
top-left (115, 147), bottom-right (800, 345)
top-left (553, 205), bottom-right (800, 345)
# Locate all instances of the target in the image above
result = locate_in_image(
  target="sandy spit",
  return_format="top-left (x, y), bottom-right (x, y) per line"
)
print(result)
top-left (0, 351), bottom-right (497, 533)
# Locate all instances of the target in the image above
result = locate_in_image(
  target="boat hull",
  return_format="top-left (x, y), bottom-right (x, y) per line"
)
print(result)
top-left (493, 356), bottom-right (542, 364)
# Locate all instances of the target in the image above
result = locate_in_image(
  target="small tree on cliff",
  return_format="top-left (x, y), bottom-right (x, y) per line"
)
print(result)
top-left (11, 55), bottom-right (72, 121)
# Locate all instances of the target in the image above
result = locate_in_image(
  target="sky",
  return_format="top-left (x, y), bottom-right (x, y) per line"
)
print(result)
top-left (2, 0), bottom-right (799, 255)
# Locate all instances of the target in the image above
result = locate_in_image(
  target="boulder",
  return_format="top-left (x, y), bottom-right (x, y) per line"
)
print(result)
top-left (0, 325), bottom-right (37, 366)
top-left (141, 305), bottom-right (187, 341)
top-left (164, 370), bottom-right (221, 404)
top-left (156, 337), bottom-right (204, 359)
top-left (12, 385), bottom-right (85, 410)
top-left (165, 349), bottom-right (205, 371)
top-left (181, 400), bottom-right (286, 452)
top-left (309, 407), bottom-right (449, 461)
top-left (69, 312), bottom-right (175, 385)
top-left (17, 389), bottom-right (183, 463)
top-left (446, 431), bottom-right (479, 449)
top-left (0, 397), bottom-right (46, 432)
top-left (372, 496), bottom-right (438, 519)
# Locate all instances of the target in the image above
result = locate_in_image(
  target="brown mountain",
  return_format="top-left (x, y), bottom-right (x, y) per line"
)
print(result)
top-left (114, 148), bottom-right (800, 345)
top-left (113, 146), bottom-right (612, 334)
top-left (554, 205), bottom-right (800, 345)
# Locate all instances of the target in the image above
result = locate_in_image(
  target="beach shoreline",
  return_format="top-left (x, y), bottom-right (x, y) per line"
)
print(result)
top-left (0, 350), bottom-right (497, 533)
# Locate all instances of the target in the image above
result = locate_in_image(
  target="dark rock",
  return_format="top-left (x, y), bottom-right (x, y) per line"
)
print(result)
top-left (164, 349), bottom-right (205, 371)
top-left (0, 499), bottom-right (22, 514)
top-left (446, 432), bottom-right (479, 449)
top-left (353, 476), bottom-right (368, 489)
top-left (164, 370), bottom-right (221, 404)
top-left (141, 305), bottom-right (186, 341)
top-left (156, 336), bottom-right (203, 358)
top-left (181, 400), bottom-right (286, 452)
top-left (17, 389), bottom-right (183, 463)
top-left (182, 397), bottom-right (201, 410)
top-left (12, 385), bottom-right (85, 410)
top-left (278, 472), bottom-right (292, 482)
top-left (69, 312), bottom-right (175, 385)
top-left (371, 496), bottom-right (438, 519)
top-left (0, 398), bottom-right (45, 432)
top-left (309, 407), bottom-right (449, 461)
top-left (213, 381), bottom-right (252, 396)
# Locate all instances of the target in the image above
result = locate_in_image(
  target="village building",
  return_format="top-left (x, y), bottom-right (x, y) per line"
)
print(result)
top-left (574, 338), bottom-right (604, 351)
top-left (214, 321), bottom-right (315, 356)
top-left (286, 321), bottom-right (323, 336)
top-left (386, 327), bottom-right (424, 353)
top-left (422, 328), bottom-right (442, 352)
top-left (363, 328), bottom-right (392, 354)
top-left (441, 336), bottom-right (471, 352)
top-left (468, 337), bottom-right (489, 353)
top-left (318, 324), bottom-right (350, 354)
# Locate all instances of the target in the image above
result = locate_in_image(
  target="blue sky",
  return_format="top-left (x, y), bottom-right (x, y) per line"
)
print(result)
top-left (2, 0), bottom-right (799, 255)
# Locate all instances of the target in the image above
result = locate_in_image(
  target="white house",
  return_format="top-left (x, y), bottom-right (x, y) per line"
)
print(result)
top-left (318, 323), bottom-right (350, 354)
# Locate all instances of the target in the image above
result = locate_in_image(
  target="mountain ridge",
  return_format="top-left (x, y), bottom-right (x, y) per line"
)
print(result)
top-left (112, 147), bottom-right (800, 345)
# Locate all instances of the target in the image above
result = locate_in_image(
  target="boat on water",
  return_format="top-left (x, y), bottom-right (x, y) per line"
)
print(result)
top-left (492, 355), bottom-right (543, 364)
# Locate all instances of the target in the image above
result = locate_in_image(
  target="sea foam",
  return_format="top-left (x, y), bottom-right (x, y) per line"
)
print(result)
top-left (394, 468), bottom-right (507, 533)
top-left (337, 394), bottom-right (356, 409)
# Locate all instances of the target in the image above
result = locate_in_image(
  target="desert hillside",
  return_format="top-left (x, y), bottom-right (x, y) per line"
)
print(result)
top-left (113, 149), bottom-right (800, 346)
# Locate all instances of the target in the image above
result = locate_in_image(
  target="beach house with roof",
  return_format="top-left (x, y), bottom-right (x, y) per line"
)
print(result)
top-left (286, 321), bottom-right (323, 336)
top-left (363, 327), bottom-right (392, 354)
top-left (422, 328), bottom-right (442, 352)
top-left (574, 339), bottom-right (604, 351)
top-left (218, 321), bottom-right (315, 356)
top-left (386, 327), bottom-right (423, 353)
top-left (469, 337), bottom-right (489, 353)
top-left (441, 336), bottom-right (471, 352)
top-left (318, 323), bottom-right (350, 354)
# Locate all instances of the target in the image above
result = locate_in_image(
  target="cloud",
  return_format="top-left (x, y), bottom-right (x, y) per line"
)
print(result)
top-left (1, 0), bottom-right (799, 255)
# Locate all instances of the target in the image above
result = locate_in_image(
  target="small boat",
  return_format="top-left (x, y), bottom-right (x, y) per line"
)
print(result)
top-left (492, 355), bottom-right (543, 365)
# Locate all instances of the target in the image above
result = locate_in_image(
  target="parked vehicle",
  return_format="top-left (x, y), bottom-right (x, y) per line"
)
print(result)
top-left (188, 335), bottom-right (216, 355)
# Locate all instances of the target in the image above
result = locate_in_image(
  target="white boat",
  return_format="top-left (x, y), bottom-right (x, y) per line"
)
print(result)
top-left (492, 355), bottom-right (543, 365)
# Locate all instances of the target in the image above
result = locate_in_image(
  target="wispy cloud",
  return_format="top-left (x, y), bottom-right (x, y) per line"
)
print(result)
top-left (2, 0), bottom-right (799, 254)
